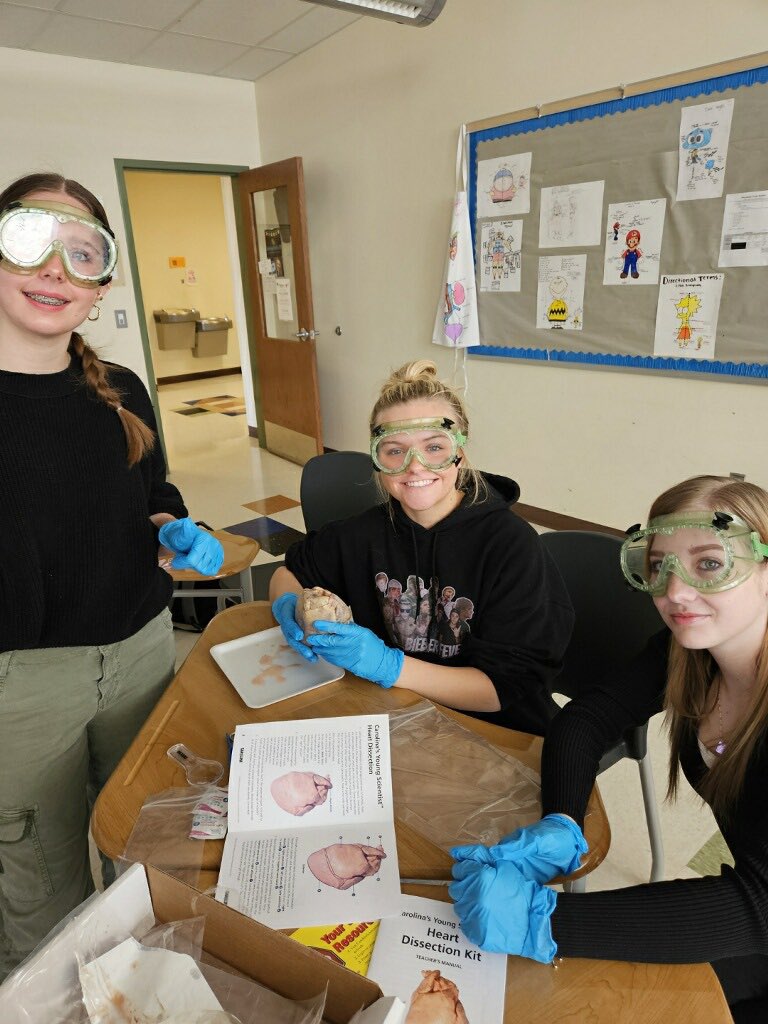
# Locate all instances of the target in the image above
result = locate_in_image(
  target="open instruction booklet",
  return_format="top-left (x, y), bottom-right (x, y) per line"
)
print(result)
top-left (217, 714), bottom-right (402, 929)
top-left (368, 894), bottom-right (507, 1023)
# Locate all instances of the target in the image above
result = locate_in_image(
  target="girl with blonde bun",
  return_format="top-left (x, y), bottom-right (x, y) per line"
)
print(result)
top-left (271, 359), bottom-right (573, 731)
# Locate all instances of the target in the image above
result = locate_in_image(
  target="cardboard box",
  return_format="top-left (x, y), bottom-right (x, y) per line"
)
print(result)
top-left (0, 864), bottom-right (382, 1024)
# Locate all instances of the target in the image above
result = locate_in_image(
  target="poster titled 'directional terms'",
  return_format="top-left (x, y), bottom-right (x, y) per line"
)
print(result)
top-left (653, 273), bottom-right (724, 360)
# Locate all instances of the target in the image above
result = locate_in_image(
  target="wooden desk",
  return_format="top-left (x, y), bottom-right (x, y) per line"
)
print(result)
top-left (92, 603), bottom-right (730, 1023)
top-left (92, 602), bottom-right (608, 880)
top-left (402, 884), bottom-right (732, 1023)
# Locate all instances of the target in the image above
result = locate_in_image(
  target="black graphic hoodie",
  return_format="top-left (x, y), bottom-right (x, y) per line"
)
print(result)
top-left (285, 472), bottom-right (574, 735)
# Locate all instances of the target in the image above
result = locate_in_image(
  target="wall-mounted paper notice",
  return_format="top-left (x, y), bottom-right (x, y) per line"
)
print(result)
top-left (275, 278), bottom-right (294, 322)
top-left (718, 191), bottom-right (768, 267)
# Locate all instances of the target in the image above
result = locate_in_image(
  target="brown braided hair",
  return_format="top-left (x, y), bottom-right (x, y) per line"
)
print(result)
top-left (0, 173), bottom-right (154, 466)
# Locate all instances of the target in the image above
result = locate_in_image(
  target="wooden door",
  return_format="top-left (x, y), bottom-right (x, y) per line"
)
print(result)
top-left (239, 158), bottom-right (323, 463)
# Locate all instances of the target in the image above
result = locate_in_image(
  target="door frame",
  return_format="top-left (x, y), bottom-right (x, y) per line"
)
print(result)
top-left (114, 158), bottom-right (267, 459)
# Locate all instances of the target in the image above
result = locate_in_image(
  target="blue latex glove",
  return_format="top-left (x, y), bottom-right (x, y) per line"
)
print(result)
top-left (305, 621), bottom-right (404, 688)
top-left (449, 859), bottom-right (557, 961)
top-left (272, 593), bottom-right (317, 662)
top-left (158, 518), bottom-right (224, 575)
top-left (451, 814), bottom-right (587, 883)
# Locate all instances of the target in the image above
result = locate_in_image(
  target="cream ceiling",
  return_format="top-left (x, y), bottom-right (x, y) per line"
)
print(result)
top-left (0, 0), bottom-right (360, 80)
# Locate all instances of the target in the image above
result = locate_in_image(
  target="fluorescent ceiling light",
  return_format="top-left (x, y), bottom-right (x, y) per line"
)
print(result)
top-left (301, 0), bottom-right (447, 27)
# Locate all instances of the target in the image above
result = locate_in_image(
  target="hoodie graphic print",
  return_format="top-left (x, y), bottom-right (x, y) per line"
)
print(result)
top-left (374, 571), bottom-right (472, 659)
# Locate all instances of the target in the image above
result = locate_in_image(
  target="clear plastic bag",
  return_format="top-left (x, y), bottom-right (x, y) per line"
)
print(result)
top-left (389, 700), bottom-right (542, 849)
top-left (120, 785), bottom-right (228, 885)
top-left (77, 920), bottom-right (326, 1024)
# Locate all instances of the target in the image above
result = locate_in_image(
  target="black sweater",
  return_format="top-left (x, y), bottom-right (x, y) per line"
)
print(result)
top-left (544, 630), bottom-right (768, 966)
top-left (0, 355), bottom-right (186, 651)
top-left (285, 472), bottom-right (574, 735)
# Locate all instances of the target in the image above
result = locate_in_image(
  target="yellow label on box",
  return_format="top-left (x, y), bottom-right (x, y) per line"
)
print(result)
top-left (168, 256), bottom-right (186, 268)
top-left (289, 920), bottom-right (379, 976)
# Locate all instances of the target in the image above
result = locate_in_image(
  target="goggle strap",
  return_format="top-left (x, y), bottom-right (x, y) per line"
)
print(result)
top-left (712, 511), bottom-right (734, 530)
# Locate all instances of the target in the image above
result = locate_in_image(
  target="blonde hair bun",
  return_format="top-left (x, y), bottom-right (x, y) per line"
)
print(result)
top-left (396, 360), bottom-right (438, 383)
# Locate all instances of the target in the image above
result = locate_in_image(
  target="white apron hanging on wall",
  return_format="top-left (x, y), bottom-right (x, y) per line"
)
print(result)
top-left (432, 127), bottom-right (480, 350)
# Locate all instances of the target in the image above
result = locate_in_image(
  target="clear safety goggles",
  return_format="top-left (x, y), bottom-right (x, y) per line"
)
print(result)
top-left (0, 201), bottom-right (117, 285)
top-left (370, 417), bottom-right (467, 475)
top-left (621, 511), bottom-right (768, 596)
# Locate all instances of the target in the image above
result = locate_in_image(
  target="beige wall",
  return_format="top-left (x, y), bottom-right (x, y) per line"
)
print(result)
top-left (254, 1), bottom-right (768, 528)
top-left (125, 170), bottom-right (241, 379)
top-left (0, 45), bottom-right (260, 405)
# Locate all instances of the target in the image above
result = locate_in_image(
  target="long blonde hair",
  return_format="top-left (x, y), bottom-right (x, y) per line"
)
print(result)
top-left (369, 359), bottom-right (486, 506)
top-left (653, 476), bottom-right (768, 818)
top-left (0, 172), bottom-right (154, 467)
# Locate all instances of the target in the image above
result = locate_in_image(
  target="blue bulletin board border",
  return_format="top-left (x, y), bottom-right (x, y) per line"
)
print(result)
top-left (467, 63), bottom-right (768, 378)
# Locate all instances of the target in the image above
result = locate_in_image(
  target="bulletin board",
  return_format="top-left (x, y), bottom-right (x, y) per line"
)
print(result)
top-left (467, 56), bottom-right (768, 378)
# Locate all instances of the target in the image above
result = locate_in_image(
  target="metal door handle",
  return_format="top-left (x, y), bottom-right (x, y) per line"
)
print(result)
top-left (294, 329), bottom-right (320, 340)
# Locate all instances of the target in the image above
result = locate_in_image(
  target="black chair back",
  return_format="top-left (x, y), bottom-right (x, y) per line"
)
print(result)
top-left (300, 451), bottom-right (383, 532)
top-left (541, 530), bottom-right (664, 702)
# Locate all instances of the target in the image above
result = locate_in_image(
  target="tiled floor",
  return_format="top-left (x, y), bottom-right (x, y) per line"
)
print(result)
top-left (159, 378), bottom-right (721, 893)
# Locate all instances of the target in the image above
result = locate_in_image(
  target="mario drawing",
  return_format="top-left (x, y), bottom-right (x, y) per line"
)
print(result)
top-left (620, 229), bottom-right (642, 280)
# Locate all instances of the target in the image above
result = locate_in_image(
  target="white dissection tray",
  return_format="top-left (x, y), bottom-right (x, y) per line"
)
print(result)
top-left (210, 626), bottom-right (344, 708)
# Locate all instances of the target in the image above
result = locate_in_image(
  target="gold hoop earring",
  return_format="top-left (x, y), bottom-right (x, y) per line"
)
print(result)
top-left (87, 301), bottom-right (101, 322)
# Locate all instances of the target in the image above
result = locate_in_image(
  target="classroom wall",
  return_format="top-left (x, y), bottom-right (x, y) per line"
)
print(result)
top-left (124, 170), bottom-right (241, 379)
top-left (253, 0), bottom-right (768, 528)
top-left (0, 46), bottom-right (260, 391)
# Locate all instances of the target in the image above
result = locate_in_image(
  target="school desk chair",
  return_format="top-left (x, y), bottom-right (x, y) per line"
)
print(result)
top-left (300, 450), bottom-right (382, 532)
top-left (541, 530), bottom-right (665, 889)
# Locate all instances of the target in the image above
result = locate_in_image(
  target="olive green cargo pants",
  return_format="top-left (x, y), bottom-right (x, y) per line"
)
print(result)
top-left (0, 609), bottom-right (175, 979)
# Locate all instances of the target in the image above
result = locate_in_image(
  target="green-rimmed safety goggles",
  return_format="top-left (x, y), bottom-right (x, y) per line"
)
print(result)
top-left (370, 416), bottom-right (467, 475)
top-left (0, 200), bottom-right (117, 286)
top-left (621, 511), bottom-right (768, 596)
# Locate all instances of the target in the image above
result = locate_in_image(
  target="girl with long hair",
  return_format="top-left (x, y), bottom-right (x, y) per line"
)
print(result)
top-left (0, 172), bottom-right (222, 979)
top-left (450, 475), bottom-right (768, 1022)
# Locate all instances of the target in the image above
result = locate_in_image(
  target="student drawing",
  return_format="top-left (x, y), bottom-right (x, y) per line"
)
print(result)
top-left (677, 100), bottom-right (733, 201)
top-left (537, 255), bottom-right (586, 331)
top-left (604, 200), bottom-right (665, 287)
top-left (405, 970), bottom-right (470, 1024)
top-left (654, 273), bottom-right (723, 359)
top-left (270, 772), bottom-right (332, 816)
top-left (489, 165), bottom-right (516, 204)
top-left (307, 842), bottom-right (386, 890)
top-left (479, 220), bottom-right (522, 293)
top-left (620, 229), bottom-right (642, 279)
top-left (476, 153), bottom-right (532, 218)
top-left (547, 274), bottom-right (569, 328)
top-left (443, 280), bottom-right (467, 345)
top-left (675, 292), bottom-right (700, 346)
